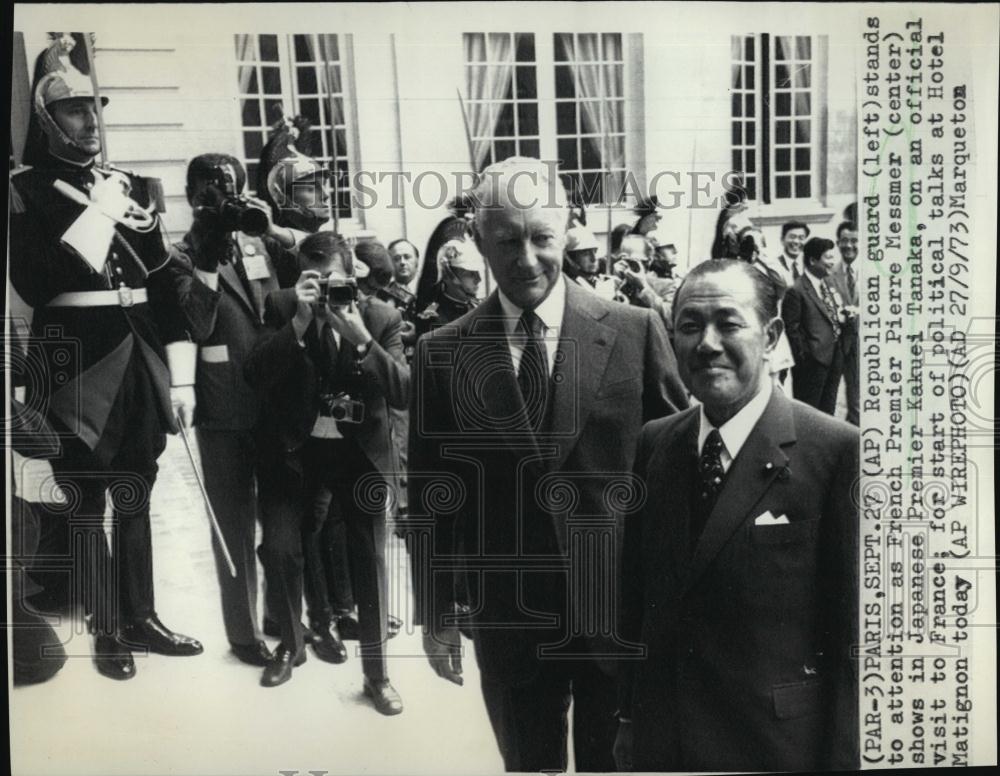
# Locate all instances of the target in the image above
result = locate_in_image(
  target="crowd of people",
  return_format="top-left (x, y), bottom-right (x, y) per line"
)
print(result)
top-left (10, 64), bottom-right (860, 772)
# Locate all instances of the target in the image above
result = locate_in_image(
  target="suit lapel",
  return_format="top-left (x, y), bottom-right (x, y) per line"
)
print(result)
top-left (683, 391), bottom-right (796, 595)
top-left (548, 281), bottom-right (615, 470)
top-left (219, 260), bottom-right (258, 321)
top-left (800, 275), bottom-right (837, 329)
top-left (661, 411), bottom-right (701, 581)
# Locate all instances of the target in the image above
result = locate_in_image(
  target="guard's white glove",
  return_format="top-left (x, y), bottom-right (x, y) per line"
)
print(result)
top-left (89, 172), bottom-right (132, 221)
top-left (170, 385), bottom-right (197, 429)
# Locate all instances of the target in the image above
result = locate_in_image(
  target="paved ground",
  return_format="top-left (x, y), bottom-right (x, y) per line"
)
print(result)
top-left (10, 434), bottom-right (503, 776)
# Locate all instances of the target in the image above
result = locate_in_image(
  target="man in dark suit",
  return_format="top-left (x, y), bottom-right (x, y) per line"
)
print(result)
top-left (783, 236), bottom-right (849, 415)
top-left (9, 69), bottom-right (202, 680)
top-left (616, 259), bottom-right (859, 772)
top-left (409, 157), bottom-right (688, 772)
top-left (244, 231), bottom-right (409, 713)
top-left (169, 153), bottom-right (300, 667)
top-left (832, 221), bottom-right (860, 425)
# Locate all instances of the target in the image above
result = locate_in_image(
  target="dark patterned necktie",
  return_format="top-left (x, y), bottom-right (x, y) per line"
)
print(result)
top-left (820, 279), bottom-right (843, 339)
top-left (516, 309), bottom-right (549, 430)
top-left (691, 428), bottom-right (726, 549)
top-left (846, 265), bottom-right (856, 302)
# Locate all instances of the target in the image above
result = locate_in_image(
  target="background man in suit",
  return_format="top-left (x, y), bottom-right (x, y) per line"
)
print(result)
top-left (169, 153), bottom-right (293, 667)
top-left (616, 259), bottom-right (859, 772)
top-left (782, 236), bottom-right (849, 415)
top-left (245, 231), bottom-right (408, 713)
top-left (833, 221), bottom-right (860, 425)
top-left (409, 157), bottom-right (688, 772)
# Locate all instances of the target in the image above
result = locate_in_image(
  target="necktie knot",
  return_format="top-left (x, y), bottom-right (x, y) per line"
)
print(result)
top-left (518, 309), bottom-right (544, 339)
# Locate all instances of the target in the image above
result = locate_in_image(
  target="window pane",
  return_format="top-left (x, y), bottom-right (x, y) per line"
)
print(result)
top-left (238, 66), bottom-right (258, 94)
top-left (731, 36), bottom-right (742, 62)
top-left (555, 65), bottom-right (576, 98)
top-left (732, 94), bottom-right (742, 118)
top-left (259, 34), bottom-right (279, 62)
top-left (732, 149), bottom-right (742, 172)
top-left (300, 98), bottom-right (321, 126)
top-left (557, 101), bottom-right (576, 135)
top-left (776, 120), bottom-right (790, 143)
top-left (494, 139), bottom-right (516, 160)
top-left (334, 129), bottom-right (348, 157)
top-left (235, 34), bottom-right (255, 61)
top-left (321, 34), bottom-right (339, 61)
top-left (516, 66), bottom-right (536, 99)
top-left (796, 36), bottom-right (811, 60)
top-left (325, 68), bottom-right (343, 96)
top-left (515, 33), bottom-right (535, 62)
top-left (794, 63), bottom-right (811, 88)
top-left (775, 36), bottom-right (792, 61)
top-left (495, 102), bottom-right (515, 136)
top-left (745, 176), bottom-right (756, 201)
top-left (577, 34), bottom-right (599, 60)
top-left (795, 148), bottom-right (810, 170)
top-left (554, 33), bottom-right (573, 62)
top-left (518, 102), bottom-right (538, 135)
top-left (746, 66), bottom-right (754, 89)
top-left (561, 173), bottom-right (579, 201)
top-left (776, 92), bottom-right (791, 116)
top-left (264, 99), bottom-right (285, 124)
top-left (243, 131), bottom-right (263, 158)
top-left (246, 163), bottom-right (258, 187)
top-left (607, 135), bottom-right (625, 166)
top-left (607, 101), bottom-right (623, 132)
top-left (746, 122), bottom-right (755, 145)
top-left (488, 33), bottom-right (510, 58)
top-left (795, 120), bottom-right (811, 143)
top-left (744, 94), bottom-right (755, 118)
top-left (603, 33), bottom-right (622, 62)
top-left (745, 152), bottom-right (755, 173)
top-left (794, 92), bottom-right (811, 117)
top-left (775, 175), bottom-right (791, 199)
top-left (744, 36), bottom-right (754, 61)
top-left (261, 66), bottom-right (282, 95)
top-left (732, 121), bottom-right (741, 146)
top-left (558, 138), bottom-right (578, 170)
top-left (297, 66), bottom-right (318, 95)
top-left (294, 34), bottom-right (313, 62)
top-left (604, 64), bottom-right (623, 97)
top-left (733, 65), bottom-right (742, 89)
top-left (466, 66), bottom-right (485, 96)
top-left (241, 98), bottom-right (261, 127)
top-left (519, 139), bottom-right (539, 158)
top-left (795, 175), bottom-right (811, 198)
top-left (580, 172), bottom-right (603, 204)
top-left (776, 64), bottom-right (791, 88)
top-left (776, 148), bottom-right (791, 172)
top-left (467, 34), bottom-right (486, 61)
top-left (580, 138), bottom-right (602, 170)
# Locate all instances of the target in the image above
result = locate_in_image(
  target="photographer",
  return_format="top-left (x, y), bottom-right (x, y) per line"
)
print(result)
top-left (244, 231), bottom-right (408, 715)
top-left (612, 234), bottom-right (674, 329)
top-left (168, 153), bottom-right (297, 667)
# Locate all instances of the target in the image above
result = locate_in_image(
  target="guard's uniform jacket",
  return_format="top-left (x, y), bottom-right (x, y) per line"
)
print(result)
top-left (9, 152), bottom-right (182, 452)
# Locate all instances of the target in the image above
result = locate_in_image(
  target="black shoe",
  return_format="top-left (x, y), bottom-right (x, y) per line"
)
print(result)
top-left (336, 613), bottom-right (360, 641)
top-left (93, 635), bottom-right (136, 681)
top-left (387, 614), bottom-right (402, 639)
top-left (310, 621), bottom-right (347, 664)
top-left (121, 616), bottom-right (203, 656)
top-left (230, 640), bottom-right (273, 667)
top-left (363, 677), bottom-right (404, 716)
top-left (261, 645), bottom-right (306, 688)
top-left (264, 618), bottom-right (317, 644)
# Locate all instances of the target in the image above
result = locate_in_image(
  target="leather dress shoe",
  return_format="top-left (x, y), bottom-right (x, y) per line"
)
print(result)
top-left (363, 677), bottom-right (404, 716)
top-left (93, 635), bottom-right (136, 681)
top-left (263, 618), bottom-right (317, 644)
top-left (122, 616), bottom-right (203, 656)
top-left (261, 646), bottom-right (306, 687)
top-left (336, 613), bottom-right (360, 641)
top-left (310, 621), bottom-right (347, 664)
top-left (230, 640), bottom-right (273, 667)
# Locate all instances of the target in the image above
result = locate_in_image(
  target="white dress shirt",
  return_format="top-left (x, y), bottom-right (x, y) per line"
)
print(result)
top-left (804, 267), bottom-right (844, 310)
top-left (697, 379), bottom-right (772, 473)
top-left (497, 274), bottom-right (566, 376)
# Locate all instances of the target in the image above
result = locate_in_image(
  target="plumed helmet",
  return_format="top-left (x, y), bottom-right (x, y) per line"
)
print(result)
top-left (257, 116), bottom-right (331, 219)
top-left (33, 69), bottom-right (108, 153)
top-left (565, 223), bottom-right (599, 253)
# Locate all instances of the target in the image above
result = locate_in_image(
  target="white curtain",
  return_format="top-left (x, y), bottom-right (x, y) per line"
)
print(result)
top-left (464, 33), bottom-right (514, 172)
top-left (235, 35), bottom-right (256, 93)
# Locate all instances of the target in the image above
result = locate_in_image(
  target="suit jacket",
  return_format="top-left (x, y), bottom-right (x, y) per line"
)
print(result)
top-left (9, 152), bottom-right (182, 449)
top-left (244, 289), bottom-right (409, 482)
top-left (169, 232), bottom-right (284, 431)
top-left (619, 390), bottom-right (859, 772)
top-left (782, 273), bottom-right (844, 367)
top-left (832, 262), bottom-right (860, 357)
top-left (408, 280), bottom-right (688, 685)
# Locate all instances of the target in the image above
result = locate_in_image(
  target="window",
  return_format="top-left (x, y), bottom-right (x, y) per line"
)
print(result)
top-left (462, 32), bottom-right (628, 206)
top-left (731, 34), bottom-right (816, 204)
top-left (553, 33), bottom-right (625, 206)
top-left (234, 33), bottom-right (353, 218)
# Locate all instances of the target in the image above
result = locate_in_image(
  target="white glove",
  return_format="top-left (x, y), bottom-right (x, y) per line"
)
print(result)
top-left (89, 172), bottom-right (131, 221)
top-left (171, 385), bottom-right (197, 429)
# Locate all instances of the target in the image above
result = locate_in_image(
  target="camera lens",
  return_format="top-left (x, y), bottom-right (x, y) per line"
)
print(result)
top-left (331, 404), bottom-right (346, 420)
top-left (237, 205), bottom-right (269, 237)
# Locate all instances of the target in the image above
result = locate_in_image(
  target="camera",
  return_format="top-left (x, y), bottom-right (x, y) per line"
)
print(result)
top-left (203, 163), bottom-right (269, 237)
top-left (317, 275), bottom-right (359, 307)
top-left (320, 392), bottom-right (365, 424)
top-left (613, 256), bottom-right (646, 278)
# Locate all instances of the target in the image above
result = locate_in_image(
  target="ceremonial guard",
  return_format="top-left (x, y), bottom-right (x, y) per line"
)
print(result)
top-left (9, 68), bottom-right (202, 680)
top-left (563, 222), bottom-right (618, 301)
top-left (413, 239), bottom-right (486, 337)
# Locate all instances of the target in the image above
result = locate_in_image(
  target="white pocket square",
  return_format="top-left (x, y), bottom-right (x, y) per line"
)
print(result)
top-left (754, 510), bottom-right (790, 526)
